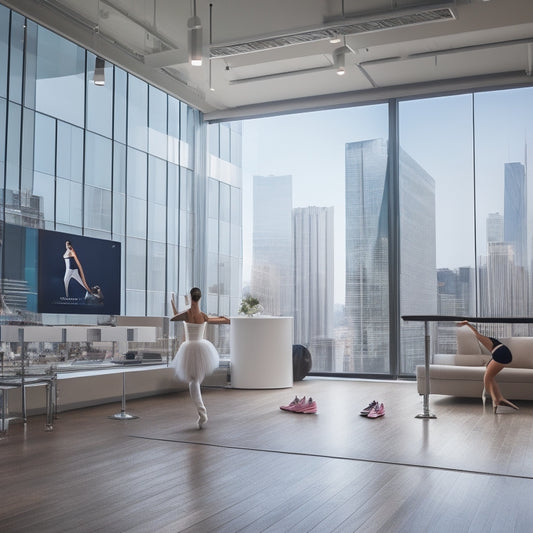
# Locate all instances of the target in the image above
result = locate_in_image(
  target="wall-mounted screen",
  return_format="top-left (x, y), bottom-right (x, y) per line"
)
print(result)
top-left (37, 229), bottom-right (121, 315)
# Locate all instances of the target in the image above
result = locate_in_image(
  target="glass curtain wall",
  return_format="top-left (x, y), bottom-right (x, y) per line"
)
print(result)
top-left (0, 6), bottom-right (215, 327)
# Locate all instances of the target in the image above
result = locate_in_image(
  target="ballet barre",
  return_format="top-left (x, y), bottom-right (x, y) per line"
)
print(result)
top-left (401, 315), bottom-right (533, 419)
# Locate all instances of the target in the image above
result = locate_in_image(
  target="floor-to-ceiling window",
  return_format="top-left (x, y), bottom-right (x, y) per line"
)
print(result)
top-left (398, 89), bottom-right (533, 374)
top-left (238, 87), bottom-right (533, 377)
top-left (473, 89), bottom-right (533, 339)
top-left (240, 106), bottom-right (390, 374)
top-left (398, 95), bottom-right (475, 373)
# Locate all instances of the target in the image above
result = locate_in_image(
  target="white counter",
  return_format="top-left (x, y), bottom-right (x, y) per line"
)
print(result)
top-left (230, 316), bottom-right (293, 389)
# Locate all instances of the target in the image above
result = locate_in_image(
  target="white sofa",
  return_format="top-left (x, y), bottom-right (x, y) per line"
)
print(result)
top-left (416, 326), bottom-right (533, 400)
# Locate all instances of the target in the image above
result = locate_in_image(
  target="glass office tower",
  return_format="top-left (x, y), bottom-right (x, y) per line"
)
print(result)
top-left (480, 161), bottom-right (529, 336)
top-left (346, 138), bottom-right (436, 373)
top-left (504, 162), bottom-right (527, 269)
top-left (345, 139), bottom-right (391, 373)
top-left (251, 174), bottom-right (293, 317)
top-left (293, 205), bottom-right (335, 371)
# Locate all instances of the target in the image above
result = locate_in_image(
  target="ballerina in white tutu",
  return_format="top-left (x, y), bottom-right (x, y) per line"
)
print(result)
top-left (170, 287), bottom-right (230, 428)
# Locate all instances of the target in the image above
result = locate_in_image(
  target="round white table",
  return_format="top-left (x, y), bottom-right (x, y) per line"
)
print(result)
top-left (230, 316), bottom-right (293, 389)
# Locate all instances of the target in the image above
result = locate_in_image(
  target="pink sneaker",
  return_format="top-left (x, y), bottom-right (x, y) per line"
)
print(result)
top-left (292, 397), bottom-right (317, 414)
top-left (367, 402), bottom-right (385, 418)
top-left (280, 396), bottom-right (302, 411)
top-left (287, 396), bottom-right (307, 412)
top-left (360, 400), bottom-right (378, 417)
top-left (303, 397), bottom-right (317, 414)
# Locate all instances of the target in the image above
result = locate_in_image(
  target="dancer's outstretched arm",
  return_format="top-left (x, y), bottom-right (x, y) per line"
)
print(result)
top-left (206, 315), bottom-right (230, 324)
top-left (457, 320), bottom-right (493, 352)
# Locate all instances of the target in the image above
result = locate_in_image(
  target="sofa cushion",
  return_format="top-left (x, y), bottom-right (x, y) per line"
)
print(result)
top-left (416, 364), bottom-right (533, 399)
top-left (507, 337), bottom-right (533, 369)
top-left (456, 326), bottom-right (481, 354)
top-left (418, 364), bottom-right (533, 383)
top-left (456, 326), bottom-right (492, 356)
top-left (433, 353), bottom-right (456, 365)
top-left (455, 353), bottom-right (491, 367)
top-left (417, 364), bottom-right (485, 381)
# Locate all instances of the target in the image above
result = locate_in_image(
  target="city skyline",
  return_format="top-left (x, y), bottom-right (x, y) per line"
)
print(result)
top-left (241, 89), bottom-right (533, 369)
top-left (242, 92), bottom-right (532, 301)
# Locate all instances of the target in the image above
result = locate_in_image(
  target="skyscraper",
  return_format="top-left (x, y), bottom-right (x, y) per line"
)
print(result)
top-left (251, 175), bottom-right (293, 316)
top-left (481, 162), bottom-right (529, 328)
top-left (504, 162), bottom-right (527, 268)
top-left (345, 139), bottom-right (390, 373)
top-left (293, 206), bottom-right (334, 370)
top-left (487, 212), bottom-right (504, 243)
top-left (345, 138), bottom-right (436, 373)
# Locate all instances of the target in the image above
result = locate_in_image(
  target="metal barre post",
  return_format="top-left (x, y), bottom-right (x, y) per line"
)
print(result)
top-left (415, 320), bottom-right (436, 419)
top-left (45, 376), bottom-right (55, 431)
top-left (19, 328), bottom-right (27, 423)
top-left (0, 388), bottom-right (6, 434)
top-left (109, 370), bottom-right (139, 420)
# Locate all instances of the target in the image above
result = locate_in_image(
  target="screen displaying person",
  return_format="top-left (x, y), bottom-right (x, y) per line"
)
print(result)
top-left (63, 240), bottom-right (92, 297)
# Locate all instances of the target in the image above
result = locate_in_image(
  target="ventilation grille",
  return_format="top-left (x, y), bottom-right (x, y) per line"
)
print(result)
top-left (210, 7), bottom-right (455, 59)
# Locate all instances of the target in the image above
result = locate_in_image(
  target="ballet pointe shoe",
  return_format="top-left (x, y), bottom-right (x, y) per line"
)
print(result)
top-left (197, 408), bottom-right (208, 429)
top-left (492, 398), bottom-right (519, 413)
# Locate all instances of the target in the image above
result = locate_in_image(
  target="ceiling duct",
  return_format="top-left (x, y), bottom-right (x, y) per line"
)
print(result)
top-left (210, 4), bottom-right (455, 59)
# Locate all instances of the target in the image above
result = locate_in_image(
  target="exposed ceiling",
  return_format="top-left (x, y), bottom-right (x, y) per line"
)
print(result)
top-left (3, 0), bottom-right (533, 120)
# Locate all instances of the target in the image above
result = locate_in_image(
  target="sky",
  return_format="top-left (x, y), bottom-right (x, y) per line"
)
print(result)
top-left (240, 87), bottom-right (533, 305)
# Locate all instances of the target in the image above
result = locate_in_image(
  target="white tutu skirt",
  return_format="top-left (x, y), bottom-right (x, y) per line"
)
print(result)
top-left (170, 323), bottom-right (219, 382)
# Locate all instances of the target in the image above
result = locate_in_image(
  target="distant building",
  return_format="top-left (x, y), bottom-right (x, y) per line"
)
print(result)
top-left (345, 138), bottom-right (436, 373)
top-left (479, 162), bottom-right (529, 336)
top-left (293, 206), bottom-right (334, 370)
top-left (251, 175), bottom-right (293, 316)
top-left (504, 162), bottom-right (527, 268)
top-left (487, 212), bottom-right (504, 243)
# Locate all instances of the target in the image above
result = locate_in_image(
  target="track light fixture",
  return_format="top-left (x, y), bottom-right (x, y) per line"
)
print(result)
top-left (329, 31), bottom-right (341, 44)
top-left (93, 57), bottom-right (105, 85)
top-left (333, 46), bottom-right (349, 76)
top-left (188, 0), bottom-right (203, 66)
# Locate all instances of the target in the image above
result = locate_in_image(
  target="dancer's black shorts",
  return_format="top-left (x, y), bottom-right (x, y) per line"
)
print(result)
top-left (489, 337), bottom-right (512, 364)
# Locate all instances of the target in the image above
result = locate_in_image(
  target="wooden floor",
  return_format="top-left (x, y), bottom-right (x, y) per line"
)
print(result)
top-left (2, 378), bottom-right (533, 533)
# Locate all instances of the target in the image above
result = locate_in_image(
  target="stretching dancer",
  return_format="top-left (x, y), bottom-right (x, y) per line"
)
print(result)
top-left (458, 321), bottom-right (518, 413)
top-left (169, 288), bottom-right (230, 428)
top-left (63, 241), bottom-right (92, 297)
